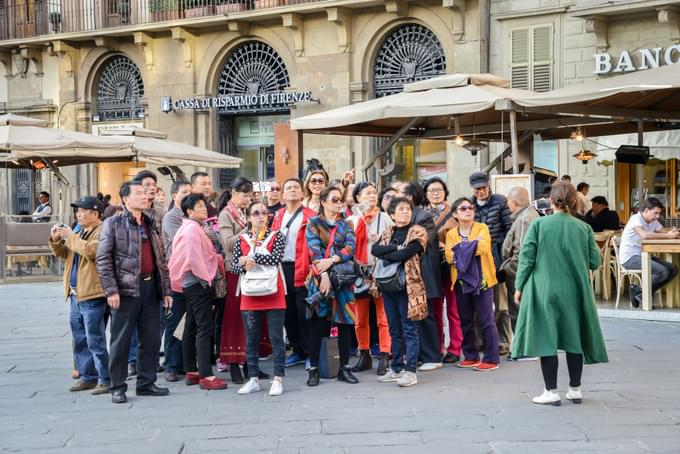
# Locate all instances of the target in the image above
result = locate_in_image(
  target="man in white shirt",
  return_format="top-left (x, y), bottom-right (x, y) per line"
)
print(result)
top-left (33, 191), bottom-right (52, 222)
top-left (619, 197), bottom-right (679, 307)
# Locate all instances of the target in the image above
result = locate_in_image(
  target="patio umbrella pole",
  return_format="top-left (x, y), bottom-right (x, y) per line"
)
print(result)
top-left (509, 110), bottom-right (519, 174)
top-left (637, 120), bottom-right (645, 211)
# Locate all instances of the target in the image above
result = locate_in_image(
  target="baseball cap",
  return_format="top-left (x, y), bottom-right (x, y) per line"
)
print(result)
top-left (71, 196), bottom-right (104, 214)
top-left (469, 171), bottom-right (489, 189)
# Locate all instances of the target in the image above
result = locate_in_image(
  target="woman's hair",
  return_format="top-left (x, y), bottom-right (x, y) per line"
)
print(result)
top-left (451, 196), bottom-right (475, 214)
top-left (402, 182), bottom-right (425, 206)
top-left (387, 196), bottom-right (413, 216)
top-left (378, 187), bottom-right (397, 211)
top-left (352, 181), bottom-right (376, 204)
top-left (181, 193), bottom-right (206, 217)
top-left (217, 189), bottom-right (231, 213)
top-left (423, 177), bottom-right (449, 203)
top-left (550, 182), bottom-right (578, 213)
top-left (318, 185), bottom-right (342, 218)
top-left (102, 204), bottom-right (123, 220)
top-left (231, 176), bottom-right (253, 194)
top-left (303, 170), bottom-right (329, 199)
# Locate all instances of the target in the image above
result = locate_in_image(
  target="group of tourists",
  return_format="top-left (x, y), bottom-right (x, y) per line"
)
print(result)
top-left (53, 160), bottom-right (680, 407)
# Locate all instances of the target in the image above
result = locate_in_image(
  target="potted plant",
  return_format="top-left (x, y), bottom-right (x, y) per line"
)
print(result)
top-left (150, 0), bottom-right (183, 22)
top-left (254, 0), bottom-right (286, 9)
top-left (183, 0), bottom-right (216, 18)
top-left (215, 0), bottom-right (247, 14)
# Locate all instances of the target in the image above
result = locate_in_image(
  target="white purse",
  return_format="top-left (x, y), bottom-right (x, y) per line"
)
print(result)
top-left (239, 233), bottom-right (279, 297)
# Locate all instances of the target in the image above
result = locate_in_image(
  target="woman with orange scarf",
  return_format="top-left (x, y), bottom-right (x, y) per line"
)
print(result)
top-left (347, 182), bottom-right (393, 375)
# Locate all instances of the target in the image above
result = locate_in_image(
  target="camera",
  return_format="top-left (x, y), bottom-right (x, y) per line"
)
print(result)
top-left (56, 223), bottom-right (67, 229)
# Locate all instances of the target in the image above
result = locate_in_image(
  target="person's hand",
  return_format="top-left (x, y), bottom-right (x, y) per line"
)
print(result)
top-left (315, 258), bottom-right (334, 273)
top-left (369, 233), bottom-right (380, 243)
top-left (163, 296), bottom-right (173, 309)
top-left (439, 241), bottom-right (446, 251)
top-left (319, 273), bottom-right (332, 295)
top-left (50, 225), bottom-right (61, 242)
top-left (514, 290), bottom-right (522, 305)
top-left (342, 168), bottom-right (355, 186)
top-left (238, 256), bottom-right (250, 266)
top-left (244, 258), bottom-right (256, 271)
top-left (107, 293), bottom-right (120, 310)
top-left (58, 226), bottom-right (73, 239)
top-left (667, 227), bottom-right (680, 239)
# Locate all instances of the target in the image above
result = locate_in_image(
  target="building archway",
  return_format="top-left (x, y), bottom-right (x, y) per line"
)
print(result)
top-left (92, 54), bottom-right (145, 122)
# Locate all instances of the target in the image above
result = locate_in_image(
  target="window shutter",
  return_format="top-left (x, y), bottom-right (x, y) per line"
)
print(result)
top-left (510, 28), bottom-right (529, 90)
top-left (532, 25), bottom-right (553, 92)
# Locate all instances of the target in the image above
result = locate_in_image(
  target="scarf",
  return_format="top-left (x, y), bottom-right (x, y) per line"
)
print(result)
top-left (168, 219), bottom-right (224, 293)
top-left (225, 201), bottom-right (247, 229)
top-left (353, 209), bottom-right (378, 265)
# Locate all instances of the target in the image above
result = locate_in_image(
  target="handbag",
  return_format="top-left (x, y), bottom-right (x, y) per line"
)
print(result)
top-left (373, 258), bottom-right (405, 293)
top-left (325, 224), bottom-right (359, 290)
top-left (213, 267), bottom-right (227, 299)
top-left (239, 233), bottom-right (279, 297)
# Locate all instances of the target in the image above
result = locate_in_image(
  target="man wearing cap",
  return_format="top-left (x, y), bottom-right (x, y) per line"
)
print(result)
top-left (49, 196), bottom-right (110, 395)
top-left (469, 171), bottom-right (513, 355)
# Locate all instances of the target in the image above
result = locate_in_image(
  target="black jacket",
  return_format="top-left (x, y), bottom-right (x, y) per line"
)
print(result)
top-left (412, 206), bottom-right (442, 299)
top-left (585, 208), bottom-right (621, 232)
top-left (96, 210), bottom-right (171, 298)
top-left (474, 193), bottom-right (512, 268)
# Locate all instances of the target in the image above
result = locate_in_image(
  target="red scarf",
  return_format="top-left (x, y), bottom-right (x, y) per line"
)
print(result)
top-left (354, 209), bottom-right (378, 265)
top-left (225, 200), bottom-right (246, 229)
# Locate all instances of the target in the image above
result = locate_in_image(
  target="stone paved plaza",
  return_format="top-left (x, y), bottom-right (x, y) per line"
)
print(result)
top-left (1, 282), bottom-right (679, 454)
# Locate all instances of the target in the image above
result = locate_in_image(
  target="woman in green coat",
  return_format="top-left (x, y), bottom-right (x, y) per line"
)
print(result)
top-left (512, 182), bottom-right (608, 406)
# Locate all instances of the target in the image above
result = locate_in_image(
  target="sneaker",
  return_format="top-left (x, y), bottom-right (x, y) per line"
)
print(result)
top-left (285, 353), bottom-right (305, 367)
top-left (532, 389), bottom-right (561, 406)
top-left (305, 358), bottom-right (311, 370)
top-left (90, 384), bottom-right (110, 395)
top-left (199, 376), bottom-right (227, 390)
top-left (566, 386), bottom-right (583, 404)
top-left (629, 285), bottom-right (642, 308)
top-left (69, 380), bottom-right (97, 392)
top-left (237, 377), bottom-right (261, 395)
top-left (216, 361), bottom-right (228, 373)
top-left (269, 377), bottom-right (283, 396)
top-left (378, 369), bottom-right (404, 383)
top-left (442, 353), bottom-right (460, 364)
top-left (418, 362), bottom-right (443, 372)
top-left (397, 371), bottom-right (418, 387)
top-left (473, 362), bottom-right (499, 371)
top-left (456, 360), bottom-right (481, 368)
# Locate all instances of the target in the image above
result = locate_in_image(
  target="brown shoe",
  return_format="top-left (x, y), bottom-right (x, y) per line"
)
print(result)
top-left (69, 380), bottom-right (96, 392)
top-left (91, 384), bottom-right (110, 395)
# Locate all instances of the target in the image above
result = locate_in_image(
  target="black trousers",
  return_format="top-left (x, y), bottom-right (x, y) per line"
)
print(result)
top-left (109, 278), bottom-right (161, 392)
top-left (213, 296), bottom-right (225, 363)
top-left (418, 298), bottom-right (442, 363)
top-left (308, 319), bottom-right (352, 368)
top-left (163, 291), bottom-right (186, 373)
top-left (282, 262), bottom-right (309, 358)
top-left (182, 282), bottom-right (215, 378)
top-left (540, 353), bottom-right (584, 390)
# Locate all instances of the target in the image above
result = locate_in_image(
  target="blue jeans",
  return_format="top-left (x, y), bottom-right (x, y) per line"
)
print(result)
top-left (242, 309), bottom-right (286, 378)
top-left (383, 291), bottom-right (420, 373)
top-left (69, 295), bottom-right (110, 385)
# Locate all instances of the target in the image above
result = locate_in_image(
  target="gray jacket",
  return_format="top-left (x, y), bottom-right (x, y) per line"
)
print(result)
top-left (500, 206), bottom-right (540, 278)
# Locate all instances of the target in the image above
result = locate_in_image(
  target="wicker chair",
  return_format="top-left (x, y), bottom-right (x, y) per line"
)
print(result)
top-left (610, 235), bottom-right (661, 309)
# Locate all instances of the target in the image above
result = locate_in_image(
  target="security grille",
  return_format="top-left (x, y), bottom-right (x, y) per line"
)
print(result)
top-left (94, 55), bottom-right (145, 121)
top-left (217, 41), bottom-right (290, 113)
top-left (373, 24), bottom-right (446, 98)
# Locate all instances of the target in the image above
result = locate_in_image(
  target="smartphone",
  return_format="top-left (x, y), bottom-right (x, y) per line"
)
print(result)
top-left (352, 201), bottom-right (370, 217)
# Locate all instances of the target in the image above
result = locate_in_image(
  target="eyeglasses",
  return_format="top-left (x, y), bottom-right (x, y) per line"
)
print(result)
top-left (329, 197), bottom-right (343, 204)
top-left (457, 206), bottom-right (475, 212)
top-left (309, 178), bottom-right (326, 185)
top-left (250, 210), bottom-right (269, 217)
top-left (383, 194), bottom-right (395, 200)
top-left (427, 188), bottom-right (444, 194)
top-left (269, 187), bottom-right (281, 192)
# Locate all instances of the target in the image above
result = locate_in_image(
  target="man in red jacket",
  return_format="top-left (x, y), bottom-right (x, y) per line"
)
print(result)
top-left (271, 178), bottom-right (316, 368)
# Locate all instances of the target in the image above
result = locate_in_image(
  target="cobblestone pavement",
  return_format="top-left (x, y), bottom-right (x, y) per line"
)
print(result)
top-left (1, 283), bottom-right (679, 454)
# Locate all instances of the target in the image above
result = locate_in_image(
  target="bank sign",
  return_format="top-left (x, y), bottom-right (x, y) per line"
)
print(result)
top-left (593, 45), bottom-right (680, 74)
top-left (162, 91), bottom-right (313, 113)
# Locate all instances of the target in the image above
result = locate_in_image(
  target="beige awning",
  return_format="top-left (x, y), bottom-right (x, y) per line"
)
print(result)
top-left (595, 131), bottom-right (680, 162)
top-left (0, 113), bottom-right (49, 127)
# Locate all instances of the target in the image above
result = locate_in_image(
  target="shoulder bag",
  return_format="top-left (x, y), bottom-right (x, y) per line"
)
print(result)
top-left (239, 233), bottom-right (280, 297)
top-left (325, 224), bottom-right (360, 290)
top-left (373, 231), bottom-right (407, 293)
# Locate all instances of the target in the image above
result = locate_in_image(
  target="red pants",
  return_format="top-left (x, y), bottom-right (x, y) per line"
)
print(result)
top-left (443, 275), bottom-right (463, 356)
top-left (354, 295), bottom-right (391, 353)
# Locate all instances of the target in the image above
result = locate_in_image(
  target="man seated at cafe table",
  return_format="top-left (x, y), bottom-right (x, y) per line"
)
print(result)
top-left (619, 198), bottom-right (680, 308)
top-left (585, 196), bottom-right (621, 232)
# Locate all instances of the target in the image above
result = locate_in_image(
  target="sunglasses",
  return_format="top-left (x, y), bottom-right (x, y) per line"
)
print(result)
top-left (328, 197), bottom-right (343, 204)
top-left (383, 194), bottom-right (395, 200)
top-left (309, 178), bottom-right (326, 185)
top-left (427, 188), bottom-right (444, 194)
top-left (457, 206), bottom-right (475, 212)
top-left (250, 210), bottom-right (269, 217)
top-left (269, 186), bottom-right (281, 192)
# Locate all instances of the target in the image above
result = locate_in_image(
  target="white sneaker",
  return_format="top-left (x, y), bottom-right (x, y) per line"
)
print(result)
top-left (237, 377), bottom-right (260, 395)
top-left (418, 362), bottom-right (443, 372)
top-left (269, 377), bottom-right (283, 396)
top-left (378, 369), bottom-right (404, 383)
top-left (397, 371), bottom-right (418, 387)
top-left (532, 389), bottom-right (561, 406)
top-left (566, 386), bottom-right (582, 404)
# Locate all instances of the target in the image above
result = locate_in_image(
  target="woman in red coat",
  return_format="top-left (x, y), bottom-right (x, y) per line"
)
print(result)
top-left (231, 201), bottom-right (287, 396)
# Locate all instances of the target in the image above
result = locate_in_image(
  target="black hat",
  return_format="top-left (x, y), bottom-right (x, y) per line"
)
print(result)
top-left (71, 196), bottom-right (104, 214)
top-left (469, 171), bottom-right (489, 189)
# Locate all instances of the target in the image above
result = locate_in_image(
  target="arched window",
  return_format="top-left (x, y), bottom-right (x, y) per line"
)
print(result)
top-left (94, 55), bottom-right (145, 121)
top-left (373, 24), bottom-right (446, 98)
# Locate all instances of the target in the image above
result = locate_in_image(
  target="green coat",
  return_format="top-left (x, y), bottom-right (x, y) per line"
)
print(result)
top-left (511, 212), bottom-right (608, 364)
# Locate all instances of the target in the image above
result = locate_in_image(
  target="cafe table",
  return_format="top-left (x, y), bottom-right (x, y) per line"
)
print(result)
top-left (640, 239), bottom-right (680, 311)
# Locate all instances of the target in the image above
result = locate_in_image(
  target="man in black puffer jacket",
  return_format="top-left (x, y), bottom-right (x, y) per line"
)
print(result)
top-left (96, 180), bottom-right (172, 404)
top-left (469, 172), bottom-right (513, 355)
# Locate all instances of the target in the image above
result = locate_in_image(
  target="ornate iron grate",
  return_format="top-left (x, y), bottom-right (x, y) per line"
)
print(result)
top-left (373, 24), bottom-right (446, 98)
top-left (94, 55), bottom-right (145, 122)
top-left (217, 41), bottom-right (290, 113)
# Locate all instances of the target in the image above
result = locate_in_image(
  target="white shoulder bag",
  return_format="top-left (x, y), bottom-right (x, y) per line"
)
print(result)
top-left (239, 233), bottom-right (280, 297)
